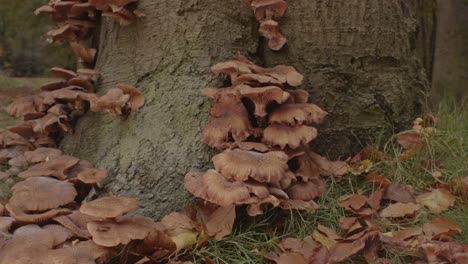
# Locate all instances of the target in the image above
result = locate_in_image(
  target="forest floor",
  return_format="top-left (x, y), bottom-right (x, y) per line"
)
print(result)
top-left (186, 99), bottom-right (468, 263)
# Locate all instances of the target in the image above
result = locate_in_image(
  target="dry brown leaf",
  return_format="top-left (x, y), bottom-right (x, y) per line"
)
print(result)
top-left (380, 202), bottom-right (420, 218)
top-left (384, 184), bottom-right (416, 203)
top-left (416, 188), bottom-right (456, 213)
top-left (422, 217), bottom-right (462, 239)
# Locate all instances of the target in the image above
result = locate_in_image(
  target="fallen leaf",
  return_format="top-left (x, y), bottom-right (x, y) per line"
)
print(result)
top-left (380, 203), bottom-right (420, 218)
top-left (339, 217), bottom-right (358, 231)
top-left (202, 205), bottom-right (236, 239)
top-left (368, 188), bottom-right (385, 210)
top-left (384, 184), bottom-right (416, 203)
top-left (416, 189), bottom-right (455, 213)
top-left (422, 217), bottom-right (461, 239)
top-left (312, 230), bottom-right (336, 250)
top-left (449, 176), bottom-right (468, 197)
top-left (337, 194), bottom-right (368, 211)
top-left (366, 174), bottom-right (391, 188)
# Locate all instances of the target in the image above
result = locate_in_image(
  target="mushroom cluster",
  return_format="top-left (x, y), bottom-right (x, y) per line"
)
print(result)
top-left (35, 0), bottom-right (143, 68)
top-left (244, 0), bottom-right (288, 50)
top-left (185, 55), bottom-right (349, 216)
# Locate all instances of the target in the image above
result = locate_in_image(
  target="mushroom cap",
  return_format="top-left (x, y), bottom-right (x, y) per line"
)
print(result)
top-left (229, 142), bottom-right (271, 152)
top-left (210, 60), bottom-right (253, 77)
top-left (24, 147), bottom-right (63, 164)
top-left (80, 195), bottom-right (139, 218)
top-left (269, 104), bottom-right (328, 125)
top-left (235, 85), bottom-right (290, 117)
top-left (212, 149), bottom-right (289, 182)
top-left (200, 94), bottom-right (253, 148)
top-left (8, 177), bottom-right (77, 212)
top-left (184, 171), bottom-right (211, 201)
top-left (245, 182), bottom-right (270, 199)
top-left (116, 83), bottom-right (145, 112)
top-left (89, 88), bottom-right (130, 117)
top-left (263, 65), bottom-right (304, 87)
top-left (247, 195), bottom-right (280, 216)
top-left (294, 153), bottom-right (321, 181)
top-left (251, 0), bottom-right (288, 21)
top-left (67, 77), bottom-right (95, 92)
top-left (286, 89), bottom-right (309, 104)
top-left (5, 95), bottom-right (44, 119)
top-left (263, 124), bottom-right (317, 149)
top-left (18, 155), bottom-right (80, 180)
top-left (77, 168), bottom-right (107, 184)
top-left (87, 215), bottom-right (156, 247)
top-left (287, 179), bottom-right (326, 201)
top-left (50, 67), bottom-right (78, 80)
top-left (259, 20), bottom-right (287, 51)
top-left (202, 170), bottom-right (251, 207)
top-left (234, 73), bottom-right (283, 87)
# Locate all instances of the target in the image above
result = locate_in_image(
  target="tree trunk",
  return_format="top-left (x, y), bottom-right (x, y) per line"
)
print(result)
top-left (61, 0), bottom-right (435, 218)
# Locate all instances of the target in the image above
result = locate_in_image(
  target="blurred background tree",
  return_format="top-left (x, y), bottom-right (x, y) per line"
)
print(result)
top-left (0, 0), bottom-right (75, 77)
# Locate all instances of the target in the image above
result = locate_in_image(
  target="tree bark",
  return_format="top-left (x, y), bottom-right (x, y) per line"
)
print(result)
top-left (61, 0), bottom-right (435, 218)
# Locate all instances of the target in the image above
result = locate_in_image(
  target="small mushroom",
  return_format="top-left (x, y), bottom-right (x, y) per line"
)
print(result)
top-left (287, 179), bottom-right (326, 201)
top-left (269, 104), bottom-right (328, 125)
top-left (263, 124), bottom-right (317, 149)
top-left (115, 83), bottom-right (145, 112)
top-left (247, 195), bottom-right (280, 216)
top-left (203, 170), bottom-right (251, 207)
top-left (236, 85), bottom-right (290, 117)
top-left (251, 0), bottom-right (288, 21)
top-left (18, 155), bottom-right (80, 180)
top-left (212, 149), bottom-right (289, 182)
top-left (87, 215), bottom-right (157, 247)
top-left (200, 94), bottom-right (253, 148)
top-left (258, 20), bottom-right (287, 51)
top-left (80, 194), bottom-right (139, 218)
top-left (50, 67), bottom-right (78, 80)
top-left (77, 168), bottom-right (107, 184)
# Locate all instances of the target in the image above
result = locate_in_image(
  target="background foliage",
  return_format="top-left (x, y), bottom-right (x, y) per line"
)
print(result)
top-left (0, 0), bottom-right (75, 76)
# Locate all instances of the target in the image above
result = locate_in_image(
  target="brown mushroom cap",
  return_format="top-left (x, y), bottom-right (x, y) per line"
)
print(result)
top-left (258, 20), bottom-right (287, 51)
top-left (87, 215), bottom-right (156, 247)
top-left (247, 195), bottom-right (280, 216)
top-left (5, 95), bottom-right (45, 119)
top-left (287, 179), bottom-right (326, 201)
top-left (294, 153), bottom-right (321, 181)
top-left (202, 169), bottom-right (251, 207)
top-left (80, 195), bottom-right (139, 218)
top-left (200, 94), bottom-right (253, 148)
top-left (116, 83), bottom-right (145, 112)
top-left (251, 0), bottom-right (288, 21)
top-left (8, 177), bottom-right (77, 212)
top-left (269, 104), bottom-right (328, 125)
top-left (286, 89), bottom-right (309, 104)
top-left (212, 149), bottom-right (289, 182)
top-left (263, 124), bottom-right (317, 149)
top-left (263, 65), bottom-right (304, 87)
top-left (77, 168), bottom-right (107, 184)
top-left (67, 77), bottom-right (95, 92)
top-left (236, 85), bottom-right (290, 117)
top-left (234, 73), bottom-right (284, 87)
top-left (245, 182), bottom-right (270, 199)
top-left (89, 88), bottom-right (130, 117)
top-left (210, 60), bottom-right (253, 78)
top-left (24, 147), bottom-right (63, 164)
top-left (18, 155), bottom-right (80, 180)
top-left (184, 171), bottom-right (211, 201)
top-left (50, 67), bottom-right (78, 80)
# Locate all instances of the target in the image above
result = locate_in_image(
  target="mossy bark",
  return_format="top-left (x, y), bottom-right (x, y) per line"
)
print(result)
top-left (61, 0), bottom-right (435, 218)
